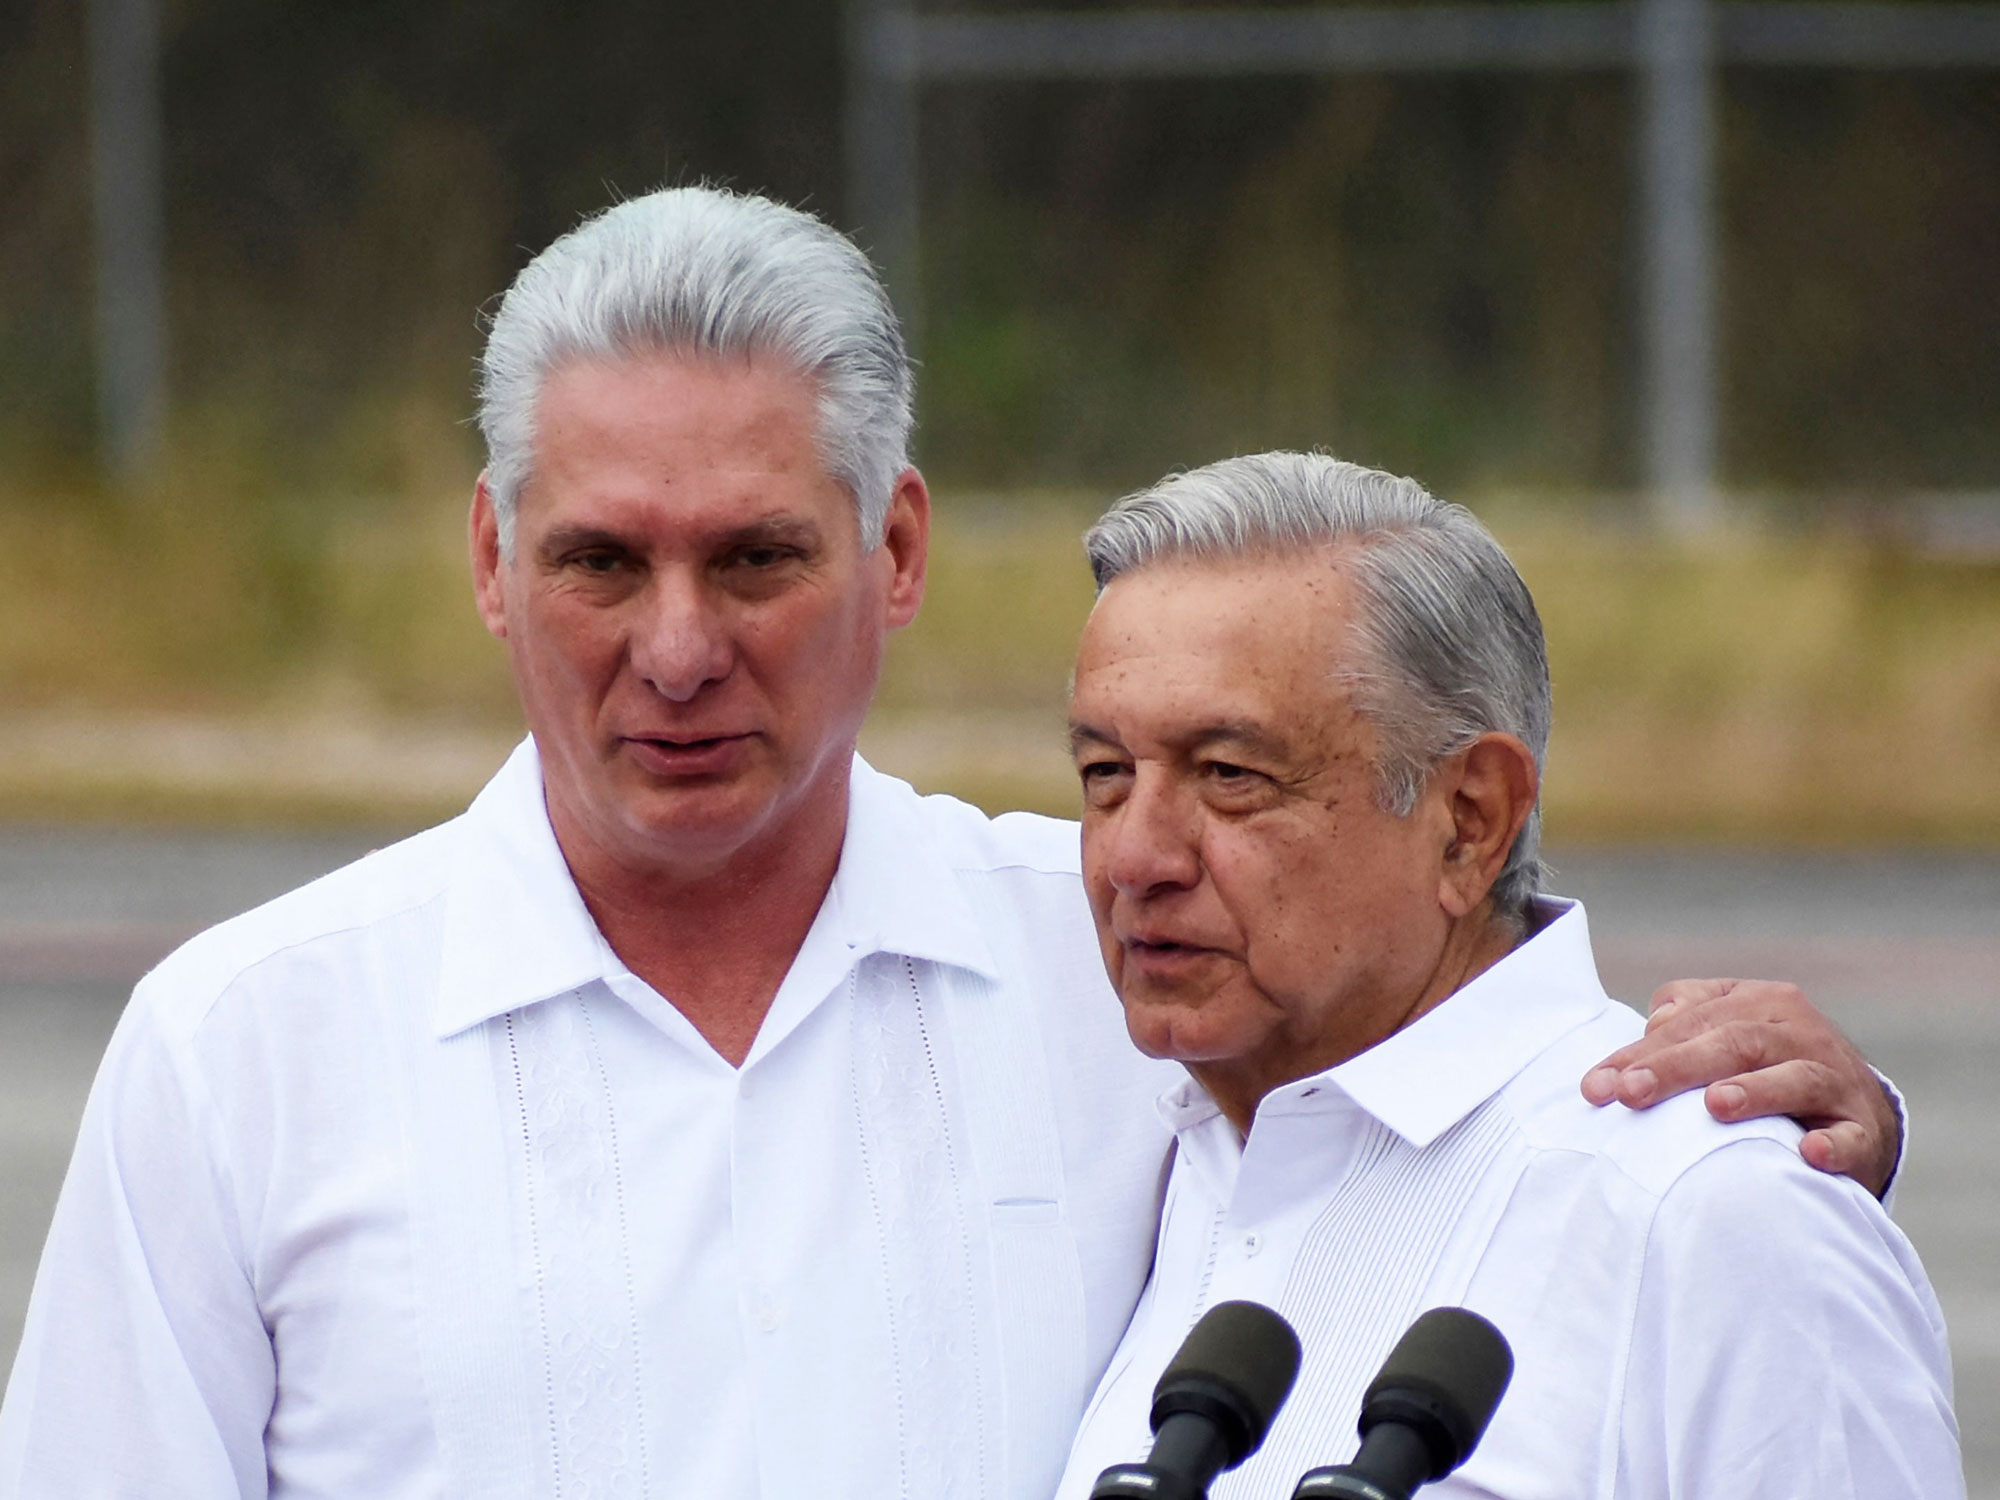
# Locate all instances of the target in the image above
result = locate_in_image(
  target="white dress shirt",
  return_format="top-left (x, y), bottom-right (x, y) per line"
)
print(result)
top-left (1056, 900), bottom-right (1960, 1500)
top-left (0, 741), bottom-right (1178, 1500)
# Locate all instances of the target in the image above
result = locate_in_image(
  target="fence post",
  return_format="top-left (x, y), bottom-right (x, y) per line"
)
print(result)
top-left (89, 0), bottom-right (165, 488)
top-left (845, 0), bottom-right (924, 361)
top-left (1640, 0), bottom-right (1721, 528)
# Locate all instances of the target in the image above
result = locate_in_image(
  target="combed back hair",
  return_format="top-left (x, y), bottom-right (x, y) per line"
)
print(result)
top-left (1083, 451), bottom-right (1552, 920)
top-left (476, 185), bottom-right (912, 554)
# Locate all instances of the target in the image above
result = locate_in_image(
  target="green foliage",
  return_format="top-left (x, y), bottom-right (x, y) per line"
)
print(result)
top-left (4, 4), bottom-right (1995, 501)
top-left (2, 0), bottom-right (1996, 833)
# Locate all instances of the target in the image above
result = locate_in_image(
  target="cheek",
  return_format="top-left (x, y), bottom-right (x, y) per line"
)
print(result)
top-left (1081, 865), bottom-right (1120, 960)
top-left (1205, 820), bottom-right (1322, 916)
top-left (749, 586), bottom-right (874, 690)
top-left (508, 602), bottom-right (634, 720)
top-left (521, 602), bottom-right (615, 676)
top-left (1206, 820), bottom-right (1368, 984)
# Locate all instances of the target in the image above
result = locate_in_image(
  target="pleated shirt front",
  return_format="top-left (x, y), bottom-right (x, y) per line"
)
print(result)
top-left (1056, 900), bottom-right (1960, 1500)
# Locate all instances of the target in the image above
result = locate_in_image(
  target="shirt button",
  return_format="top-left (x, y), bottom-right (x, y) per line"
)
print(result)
top-left (756, 1304), bottom-right (781, 1333)
top-left (1242, 1232), bottom-right (1262, 1257)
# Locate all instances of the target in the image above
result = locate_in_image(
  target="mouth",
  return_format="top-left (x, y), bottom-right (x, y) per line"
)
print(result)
top-left (628, 733), bottom-right (746, 751)
top-left (1121, 933), bottom-right (1224, 963)
top-left (620, 732), bottom-right (755, 775)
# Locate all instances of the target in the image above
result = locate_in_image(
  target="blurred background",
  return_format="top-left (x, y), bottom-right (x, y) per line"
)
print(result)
top-left (2, 0), bottom-right (1996, 1485)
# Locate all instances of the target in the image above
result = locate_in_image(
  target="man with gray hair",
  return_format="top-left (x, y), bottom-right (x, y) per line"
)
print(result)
top-left (1056, 452), bottom-right (1958, 1498)
top-left (1, 189), bottom-right (1906, 1498)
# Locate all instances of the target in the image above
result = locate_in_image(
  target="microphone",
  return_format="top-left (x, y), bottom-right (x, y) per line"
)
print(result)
top-left (1091, 1300), bottom-right (1304, 1500)
top-left (1290, 1307), bottom-right (1513, 1500)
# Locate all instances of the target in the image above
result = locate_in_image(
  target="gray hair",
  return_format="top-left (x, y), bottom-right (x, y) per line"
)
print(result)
top-left (476, 186), bottom-right (912, 553)
top-left (1084, 451), bottom-right (1551, 920)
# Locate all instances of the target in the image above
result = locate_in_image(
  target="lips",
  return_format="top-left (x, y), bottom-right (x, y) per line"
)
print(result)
top-left (621, 732), bottom-right (756, 777)
top-left (1117, 934), bottom-right (1230, 990)
top-left (628, 732), bottom-right (746, 749)
top-left (1120, 930), bottom-right (1228, 962)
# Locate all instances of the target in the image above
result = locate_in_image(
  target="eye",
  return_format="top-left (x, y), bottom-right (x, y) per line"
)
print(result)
top-left (1075, 757), bottom-right (1132, 805)
top-left (729, 544), bottom-right (800, 570)
top-left (1200, 759), bottom-right (1276, 806)
top-left (573, 549), bottom-right (626, 574)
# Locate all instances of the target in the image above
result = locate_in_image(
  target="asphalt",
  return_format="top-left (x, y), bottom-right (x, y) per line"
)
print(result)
top-left (1, 828), bottom-right (1994, 1491)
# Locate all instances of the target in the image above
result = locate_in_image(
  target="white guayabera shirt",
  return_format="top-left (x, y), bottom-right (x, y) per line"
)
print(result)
top-left (1056, 900), bottom-right (1961, 1500)
top-left (0, 742), bottom-right (1176, 1500)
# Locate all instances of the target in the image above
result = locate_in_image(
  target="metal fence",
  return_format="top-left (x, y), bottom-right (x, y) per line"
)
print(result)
top-left (845, 0), bottom-right (2000, 527)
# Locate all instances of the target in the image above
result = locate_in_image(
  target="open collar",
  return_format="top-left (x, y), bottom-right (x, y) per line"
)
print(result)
top-left (432, 741), bottom-right (999, 1041)
top-left (1159, 900), bottom-right (1613, 1147)
top-left (432, 740), bottom-right (609, 1039)
top-left (1308, 899), bottom-right (1612, 1147)
top-left (826, 756), bottom-right (1001, 983)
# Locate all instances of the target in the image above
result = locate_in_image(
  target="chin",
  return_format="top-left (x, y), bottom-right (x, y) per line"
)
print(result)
top-left (1120, 998), bottom-right (1234, 1066)
top-left (613, 783), bottom-right (777, 851)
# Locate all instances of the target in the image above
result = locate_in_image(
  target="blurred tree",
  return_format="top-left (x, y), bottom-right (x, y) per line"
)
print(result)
top-left (1727, 72), bottom-right (2000, 496)
top-left (0, 0), bottom-right (1993, 509)
top-left (0, 0), bottom-right (95, 471)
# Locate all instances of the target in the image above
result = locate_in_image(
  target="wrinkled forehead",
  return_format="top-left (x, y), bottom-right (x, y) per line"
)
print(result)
top-left (1080, 548), bottom-right (1364, 670)
top-left (1070, 551), bottom-right (1376, 746)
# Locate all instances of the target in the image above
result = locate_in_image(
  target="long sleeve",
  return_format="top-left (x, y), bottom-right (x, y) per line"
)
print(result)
top-left (1616, 1136), bottom-right (1960, 1499)
top-left (0, 985), bottom-right (275, 1499)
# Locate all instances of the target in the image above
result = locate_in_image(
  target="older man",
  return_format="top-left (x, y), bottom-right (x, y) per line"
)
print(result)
top-left (0, 189), bottom-right (1904, 1499)
top-left (1056, 453), bottom-right (1958, 1498)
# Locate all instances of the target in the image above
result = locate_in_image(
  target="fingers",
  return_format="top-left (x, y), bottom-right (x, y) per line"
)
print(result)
top-left (1579, 977), bottom-right (1903, 1199)
top-left (1581, 1039), bottom-right (1650, 1102)
top-left (1801, 1119), bottom-right (1871, 1175)
top-left (1585, 1012), bottom-right (1779, 1109)
top-left (1581, 1062), bottom-right (1638, 1107)
top-left (1586, 979), bottom-right (1810, 1105)
top-left (1701, 1057), bottom-right (1839, 1123)
top-left (1643, 977), bottom-right (1741, 1033)
top-left (1583, 989), bottom-right (1743, 1096)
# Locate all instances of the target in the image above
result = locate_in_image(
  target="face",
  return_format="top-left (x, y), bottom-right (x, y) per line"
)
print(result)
top-left (472, 353), bottom-right (927, 885)
top-left (1069, 551), bottom-right (1462, 1114)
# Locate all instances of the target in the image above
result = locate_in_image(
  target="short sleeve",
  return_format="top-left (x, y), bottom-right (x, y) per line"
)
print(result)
top-left (1616, 1136), bottom-right (1960, 1500)
top-left (1873, 1065), bottom-right (1909, 1211)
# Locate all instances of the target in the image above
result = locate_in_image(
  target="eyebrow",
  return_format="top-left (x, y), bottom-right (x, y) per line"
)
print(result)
top-left (536, 523), bottom-right (627, 561)
top-left (714, 515), bottom-right (824, 551)
top-left (1067, 722), bottom-right (1120, 757)
top-left (1066, 718), bottom-right (1289, 759)
top-left (536, 514), bottom-right (825, 562)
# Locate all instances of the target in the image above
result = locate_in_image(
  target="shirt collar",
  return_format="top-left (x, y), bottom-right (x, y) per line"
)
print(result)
top-left (825, 756), bottom-right (1001, 982)
top-left (1157, 898), bottom-right (1613, 1146)
top-left (432, 740), bottom-right (999, 1040)
top-left (433, 739), bottom-right (611, 1038)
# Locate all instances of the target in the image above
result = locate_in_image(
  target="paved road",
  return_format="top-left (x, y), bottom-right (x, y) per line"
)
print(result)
top-left (2, 829), bottom-right (1994, 1489)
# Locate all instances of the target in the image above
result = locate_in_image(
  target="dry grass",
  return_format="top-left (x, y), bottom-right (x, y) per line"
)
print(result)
top-left (3, 480), bottom-right (1995, 842)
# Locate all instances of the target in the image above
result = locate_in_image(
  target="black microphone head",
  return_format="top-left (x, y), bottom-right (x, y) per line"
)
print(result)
top-left (1358, 1307), bottom-right (1514, 1481)
top-left (1150, 1301), bottom-right (1304, 1467)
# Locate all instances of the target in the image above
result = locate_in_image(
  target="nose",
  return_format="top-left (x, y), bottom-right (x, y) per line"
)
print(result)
top-left (628, 570), bottom-right (734, 702)
top-left (1094, 768), bottom-right (1203, 899)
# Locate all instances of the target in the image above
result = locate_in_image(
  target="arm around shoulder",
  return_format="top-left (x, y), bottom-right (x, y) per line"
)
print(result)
top-left (0, 976), bottom-right (274, 1499)
top-left (1616, 1136), bottom-right (1959, 1500)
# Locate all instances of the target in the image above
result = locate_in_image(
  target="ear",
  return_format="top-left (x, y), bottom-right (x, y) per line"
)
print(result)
top-left (1435, 732), bottom-right (1540, 919)
top-left (470, 471), bottom-right (510, 641)
top-left (876, 465), bottom-right (931, 630)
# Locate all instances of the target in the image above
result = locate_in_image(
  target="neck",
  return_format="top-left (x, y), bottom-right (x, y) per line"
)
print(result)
top-left (551, 768), bottom-right (852, 1068)
top-left (1201, 901), bottom-right (1526, 1136)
